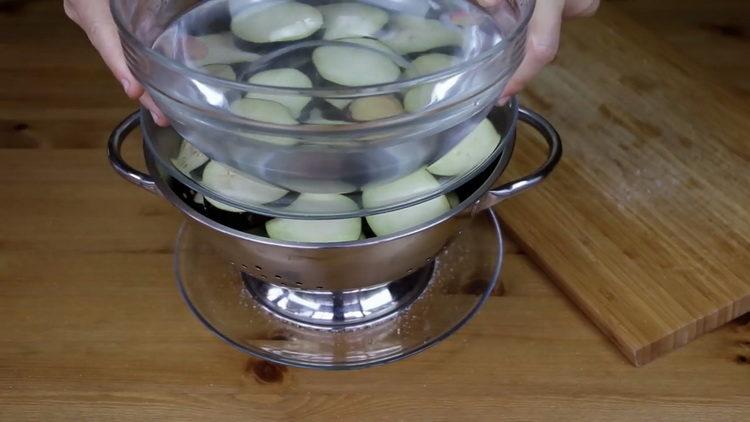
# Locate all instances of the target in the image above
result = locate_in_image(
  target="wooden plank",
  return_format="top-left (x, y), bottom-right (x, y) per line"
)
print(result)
top-left (0, 0), bottom-right (132, 150)
top-left (501, 3), bottom-right (750, 365)
top-left (607, 0), bottom-right (750, 100)
top-left (0, 1), bottom-right (749, 420)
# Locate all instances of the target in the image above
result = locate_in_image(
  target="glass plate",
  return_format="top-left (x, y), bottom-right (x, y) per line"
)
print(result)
top-left (174, 210), bottom-right (504, 370)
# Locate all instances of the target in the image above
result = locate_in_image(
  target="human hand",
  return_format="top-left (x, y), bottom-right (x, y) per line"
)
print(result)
top-left (64, 0), bottom-right (169, 126)
top-left (478, 0), bottom-right (600, 103)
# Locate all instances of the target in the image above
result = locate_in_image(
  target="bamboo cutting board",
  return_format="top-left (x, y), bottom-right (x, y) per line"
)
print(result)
top-left (500, 5), bottom-right (750, 366)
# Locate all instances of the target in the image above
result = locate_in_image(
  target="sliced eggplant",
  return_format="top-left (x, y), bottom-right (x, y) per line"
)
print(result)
top-left (380, 15), bottom-right (463, 54)
top-left (230, 1), bottom-right (323, 43)
top-left (205, 198), bottom-right (246, 213)
top-left (230, 98), bottom-right (299, 145)
top-left (349, 95), bottom-right (404, 121)
top-left (246, 68), bottom-right (313, 118)
top-left (266, 194), bottom-right (362, 243)
top-left (427, 119), bottom-right (501, 177)
top-left (203, 64), bottom-right (237, 80)
top-left (318, 2), bottom-right (389, 40)
top-left (192, 32), bottom-right (260, 66)
top-left (447, 192), bottom-right (460, 209)
top-left (230, 98), bottom-right (298, 124)
top-left (313, 38), bottom-right (401, 87)
top-left (341, 37), bottom-right (398, 55)
top-left (202, 161), bottom-right (288, 207)
top-left (363, 168), bottom-right (442, 208)
top-left (403, 84), bottom-right (436, 113)
top-left (404, 53), bottom-right (458, 79)
top-left (402, 53), bottom-right (459, 112)
top-left (366, 196), bottom-right (450, 236)
top-left (170, 139), bottom-right (209, 175)
top-left (203, 197), bottom-right (252, 230)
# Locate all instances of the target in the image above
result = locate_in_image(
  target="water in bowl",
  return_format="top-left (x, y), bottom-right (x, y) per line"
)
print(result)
top-left (146, 0), bottom-right (512, 214)
top-left (152, 0), bottom-right (504, 124)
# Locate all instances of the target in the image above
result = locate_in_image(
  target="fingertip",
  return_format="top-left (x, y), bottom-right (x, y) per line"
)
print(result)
top-left (119, 77), bottom-right (143, 99)
top-left (149, 109), bottom-right (167, 127)
top-left (501, 78), bottom-right (523, 99)
top-left (140, 96), bottom-right (169, 127)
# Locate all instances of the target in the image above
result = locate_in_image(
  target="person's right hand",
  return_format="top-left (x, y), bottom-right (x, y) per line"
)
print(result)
top-left (479, 0), bottom-right (600, 103)
top-left (64, 0), bottom-right (169, 126)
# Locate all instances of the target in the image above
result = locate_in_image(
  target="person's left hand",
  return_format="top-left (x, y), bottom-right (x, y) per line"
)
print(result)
top-left (64, 0), bottom-right (169, 126)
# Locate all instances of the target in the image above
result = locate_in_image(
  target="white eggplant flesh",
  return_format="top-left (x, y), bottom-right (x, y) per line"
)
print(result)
top-left (380, 15), bottom-right (463, 54)
top-left (171, 140), bottom-right (209, 175)
top-left (318, 2), bottom-right (389, 40)
top-left (403, 54), bottom-right (459, 112)
top-left (231, 1), bottom-right (323, 43)
top-left (403, 84), bottom-right (436, 113)
top-left (404, 53), bottom-right (458, 79)
top-left (366, 196), bottom-right (450, 236)
top-left (349, 95), bottom-right (404, 121)
top-left (287, 193), bottom-right (359, 213)
top-left (362, 168), bottom-right (441, 208)
top-left (427, 119), bottom-right (501, 177)
top-left (266, 194), bottom-right (362, 243)
top-left (202, 161), bottom-right (288, 207)
top-left (205, 197), bottom-right (247, 213)
top-left (230, 98), bottom-right (299, 145)
top-left (313, 38), bottom-right (401, 87)
top-left (203, 64), bottom-right (237, 80)
top-left (192, 32), bottom-right (260, 66)
top-left (246, 68), bottom-right (312, 118)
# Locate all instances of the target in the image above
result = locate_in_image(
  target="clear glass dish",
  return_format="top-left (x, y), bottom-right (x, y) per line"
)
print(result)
top-left (174, 209), bottom-right (503, 369)
top-left (113, 0), bottom-right (534, 197)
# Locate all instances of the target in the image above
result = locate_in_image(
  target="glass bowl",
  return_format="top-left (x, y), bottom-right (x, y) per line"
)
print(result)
top-left (113, 0), bottom-right (535, 197)
top-left (142, 100), bottom-right (518, 218)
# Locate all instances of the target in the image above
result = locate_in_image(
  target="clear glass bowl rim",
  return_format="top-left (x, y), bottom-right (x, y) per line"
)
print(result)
top-left (111, 0), bottom-right (536, 97)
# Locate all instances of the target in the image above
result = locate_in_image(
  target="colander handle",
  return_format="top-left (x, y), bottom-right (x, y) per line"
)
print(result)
top-left (107, 111), bottom-right (160, 196)
top-left (475, 106), bottom-right (563, 211)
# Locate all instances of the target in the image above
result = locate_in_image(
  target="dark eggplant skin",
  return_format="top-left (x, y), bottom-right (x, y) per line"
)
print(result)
top-left (167, 176), bottom-right (271, 233)
top-left (183, 1), bottom-right (231, 36)
top-left (203, 198), bottom-right (271, 232)
top-left (168, 177), bottom-right (202, 211)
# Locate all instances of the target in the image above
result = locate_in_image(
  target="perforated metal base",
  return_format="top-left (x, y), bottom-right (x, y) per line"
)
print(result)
top-left (243, 262), bottom-right (435, 329)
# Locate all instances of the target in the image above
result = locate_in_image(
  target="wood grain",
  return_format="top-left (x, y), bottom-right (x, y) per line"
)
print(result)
top-left (0, 0), bottom-right (749, 420)
top-left (607, 0), bottom-right (750, 100)
top-left (1, 149), bottom-right (749, 421)
top-left (503, 3), bottom-right (750, 365)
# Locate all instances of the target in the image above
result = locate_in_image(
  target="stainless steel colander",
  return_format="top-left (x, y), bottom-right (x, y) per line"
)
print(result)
top-left (108, 105), bottom-right (561, 291)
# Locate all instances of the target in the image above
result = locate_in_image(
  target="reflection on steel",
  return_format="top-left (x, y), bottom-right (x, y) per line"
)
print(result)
top-left (243, 262), bottom-right (435, 329)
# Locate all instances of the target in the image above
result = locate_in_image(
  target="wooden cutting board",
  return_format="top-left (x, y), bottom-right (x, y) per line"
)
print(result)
top-left (499, 5), bottom-right (750, 366)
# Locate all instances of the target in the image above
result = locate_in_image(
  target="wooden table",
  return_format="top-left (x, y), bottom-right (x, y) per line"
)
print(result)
top-left (1, 1), bottom-right (748, 420)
